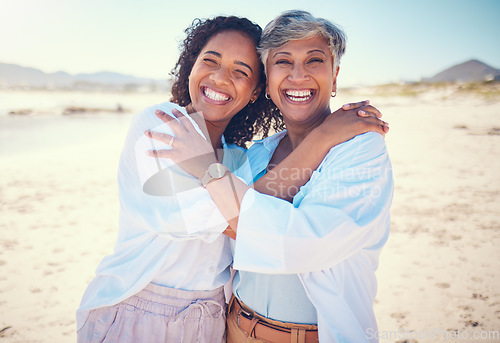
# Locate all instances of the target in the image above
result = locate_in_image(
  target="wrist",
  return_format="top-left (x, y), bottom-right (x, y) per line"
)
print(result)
top-left (189, 153), bottom-right (218, 180)
top-left (200, 162), bottom-right (229, 187)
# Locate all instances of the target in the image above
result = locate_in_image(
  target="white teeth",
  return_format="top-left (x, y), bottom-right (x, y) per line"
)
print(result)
top-left (204, 87), bottom-right (229, 101)
top-left (285, 89), bottom-right (312, 102)
top-left (286, 90), bottom-right (311, 97)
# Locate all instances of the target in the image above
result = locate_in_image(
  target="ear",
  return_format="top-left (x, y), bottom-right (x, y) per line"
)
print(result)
top-left (332, 66), bottom-right (340, 91)
top-left (250, 85), bottom-right (262, 103)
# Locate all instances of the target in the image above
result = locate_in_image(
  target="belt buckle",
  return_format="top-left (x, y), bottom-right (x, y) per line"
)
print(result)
top-left (236, 307), bottom-right (252, 328)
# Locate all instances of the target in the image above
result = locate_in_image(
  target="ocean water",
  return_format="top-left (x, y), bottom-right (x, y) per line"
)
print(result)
top-left (0, 90), bottom-right (169, 156)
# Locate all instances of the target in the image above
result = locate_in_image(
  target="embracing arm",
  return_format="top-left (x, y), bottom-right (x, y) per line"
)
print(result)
top-left (253, 101), bottom-right (389, 202)
top-left (128, 104), bottom-right (230, 242)
top-left (146, 102), bottom-right (389, 239)
top-left (232, 133), bottom-right (394, 273)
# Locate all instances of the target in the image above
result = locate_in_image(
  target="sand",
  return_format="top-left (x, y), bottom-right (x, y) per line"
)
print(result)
top-left (0, 87), bottom-right (499, 342)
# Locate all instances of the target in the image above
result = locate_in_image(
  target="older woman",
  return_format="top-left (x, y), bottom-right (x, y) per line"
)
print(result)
top-left (148, 10), bottom-right (393, 342)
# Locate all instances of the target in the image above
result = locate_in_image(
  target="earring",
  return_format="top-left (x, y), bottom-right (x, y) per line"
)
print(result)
top-left (265, 93), bottom-right (271, 100)
top-left (331, 90), bottom-right (337, 98)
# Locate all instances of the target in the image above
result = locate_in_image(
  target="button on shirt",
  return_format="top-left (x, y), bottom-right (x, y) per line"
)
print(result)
top-left (76, 102), bottom-right (245, 331)
top-left (233, 131), bottom-right (394, 342)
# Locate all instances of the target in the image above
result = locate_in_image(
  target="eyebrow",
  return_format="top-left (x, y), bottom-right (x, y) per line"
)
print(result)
top-left (203, 51), bottom-right (254, 74)
top-left (234, 61), bottom-right (253, 73)
top-left (273, 49), bottom-right (328, 58)
top-left (308, 49), bottom-right (327, 56)
top-left (204, 50), bottom-right (222, 58)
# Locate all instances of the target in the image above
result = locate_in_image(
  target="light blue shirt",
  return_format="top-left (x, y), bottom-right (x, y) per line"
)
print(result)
top-left (232, 130), bottom-right (317, 324)
top-left (77, 102), bottom-right (246, 331)
top-left (233, 130), bottom-right (394, 342)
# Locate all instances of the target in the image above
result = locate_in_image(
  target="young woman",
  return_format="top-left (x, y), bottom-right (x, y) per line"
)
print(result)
top-left (147, 10), bottom-right (393, 343)
top-left (76, 16), bottom-right (273, 343)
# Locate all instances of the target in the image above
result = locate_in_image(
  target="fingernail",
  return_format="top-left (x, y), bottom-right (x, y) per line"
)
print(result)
top-left (343, 103), bottom-right (351, 109)
top-left (145, 130), bottom-right (152, 137)
top-left (155, 110), bottom-right (163, 115)
top-left (359, 110), bottom-right (366, 115)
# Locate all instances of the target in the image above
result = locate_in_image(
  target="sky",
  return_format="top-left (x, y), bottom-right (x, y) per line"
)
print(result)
top-left (1, 0), bottom-right (499, 86)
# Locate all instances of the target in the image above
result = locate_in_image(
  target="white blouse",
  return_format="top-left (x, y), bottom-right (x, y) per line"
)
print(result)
top-left (77, 102), bottom-right (246, 331)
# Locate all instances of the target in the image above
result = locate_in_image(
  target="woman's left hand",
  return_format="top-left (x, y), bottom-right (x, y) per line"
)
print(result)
top-left (145, 109), bottom-right (218, 180)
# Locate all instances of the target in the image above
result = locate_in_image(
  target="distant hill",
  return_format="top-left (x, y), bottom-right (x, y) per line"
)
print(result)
top-left (0, 63), bottom-right (170, 91)
top-left (423, 59), bottom-right (500, 83)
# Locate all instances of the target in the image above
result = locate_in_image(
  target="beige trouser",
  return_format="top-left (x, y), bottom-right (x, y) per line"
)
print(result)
top-left (77, 283), bottom-right (226, 343)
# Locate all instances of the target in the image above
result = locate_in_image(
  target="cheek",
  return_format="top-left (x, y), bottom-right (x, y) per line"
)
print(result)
top-left (267, 68), bottom-right (285, 88)
top-left (236, 80), bottom-right (256, 99)
top-left (189, 61), bottom-right (209, 79)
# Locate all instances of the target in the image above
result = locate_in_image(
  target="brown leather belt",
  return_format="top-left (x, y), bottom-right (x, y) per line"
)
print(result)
top-left (229, 297), bottom-right (319, 343)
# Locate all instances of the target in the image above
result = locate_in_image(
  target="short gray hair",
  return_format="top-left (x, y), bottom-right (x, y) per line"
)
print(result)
top-left (258, 10), bottom-right (346, 72)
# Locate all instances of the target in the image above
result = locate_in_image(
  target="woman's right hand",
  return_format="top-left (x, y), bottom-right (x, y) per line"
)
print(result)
top-left (315, 100), bottom-right (389, 148)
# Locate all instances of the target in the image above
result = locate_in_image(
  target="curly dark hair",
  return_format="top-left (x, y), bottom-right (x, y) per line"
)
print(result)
top-left (169, 16), bottom-right (284, 147)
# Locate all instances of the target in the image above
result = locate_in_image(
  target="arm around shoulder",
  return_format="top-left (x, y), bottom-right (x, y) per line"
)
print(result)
top-left (233, 132), bottom-right (393, 273)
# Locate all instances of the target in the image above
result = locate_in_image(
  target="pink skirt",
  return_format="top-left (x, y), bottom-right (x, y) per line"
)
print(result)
top-left (77, 283), bottom-right (226, 343)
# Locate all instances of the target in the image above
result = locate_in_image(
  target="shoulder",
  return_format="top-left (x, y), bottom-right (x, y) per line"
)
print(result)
top-left (340, 131), bottom-right (386, 152)
top-left (320, 132), bottom-right (389, 171)
top-left (332, 132), bottom-right (387, 157)
top-left (126, 102), bottom-right (195, 141)
top-left (121, 102), bottom-right (185, 152)
top-left (131, 102), bottom-right (185, 128)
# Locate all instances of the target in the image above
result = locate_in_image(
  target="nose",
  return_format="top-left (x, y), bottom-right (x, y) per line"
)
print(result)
top-left (288, 64), bottom-right (309, 83)
top-left (209, 66), bottom-right (230, 86)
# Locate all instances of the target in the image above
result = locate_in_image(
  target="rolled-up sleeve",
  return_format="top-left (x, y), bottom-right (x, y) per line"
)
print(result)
top-left (233, 132), bottom-right (393, 273)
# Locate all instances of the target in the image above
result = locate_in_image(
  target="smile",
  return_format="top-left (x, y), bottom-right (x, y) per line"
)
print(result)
top-left (285, 89), bottom-right (314, 102)
top-left (203, 87), bottom-right (231, 102)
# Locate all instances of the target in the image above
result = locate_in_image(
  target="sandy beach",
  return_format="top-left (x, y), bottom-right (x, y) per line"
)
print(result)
top-left (0, 86), bottom-right (499, 342)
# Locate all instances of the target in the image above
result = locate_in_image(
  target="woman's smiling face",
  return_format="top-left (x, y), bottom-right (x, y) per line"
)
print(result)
top-left (188, 30), bottom-right (261, 125)
top-left (266, 35), bottom-right (338, 127)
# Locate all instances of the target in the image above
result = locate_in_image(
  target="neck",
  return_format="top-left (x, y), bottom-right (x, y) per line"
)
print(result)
top-left (185, 103), bottom-right (225, 151)
top-left (285, 107), bottom-right (331, 150)
top-left (206, 122), bottom-right (225, 151)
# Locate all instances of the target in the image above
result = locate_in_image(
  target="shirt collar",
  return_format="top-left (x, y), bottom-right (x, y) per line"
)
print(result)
top-left (252, 129), bottom-right (287, 153)
top-left (246, 130), bottom-right (288, 181)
